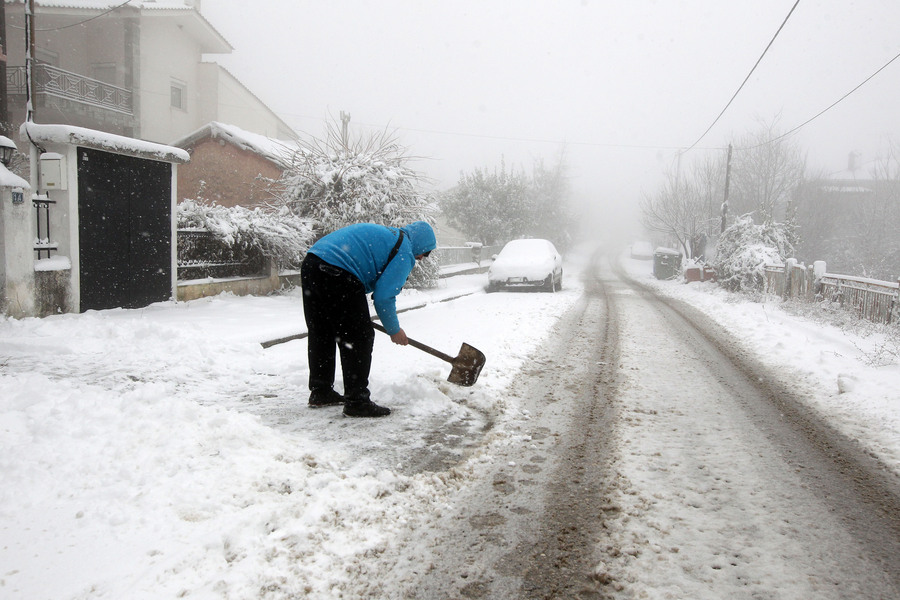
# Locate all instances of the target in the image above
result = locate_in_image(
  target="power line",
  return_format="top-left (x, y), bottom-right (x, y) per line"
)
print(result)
top-left (684, 0), bottom-right (801, 152)
top-left (10, 0), bottom-right (135, 32)
top-left (741, 49), bottom-right (900, 150)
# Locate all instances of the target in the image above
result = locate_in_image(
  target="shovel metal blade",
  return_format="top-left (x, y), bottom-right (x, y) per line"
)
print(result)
top-left (447, 342), bottom-right (486, 386)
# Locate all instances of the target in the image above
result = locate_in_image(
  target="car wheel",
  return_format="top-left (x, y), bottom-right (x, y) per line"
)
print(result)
top-left (543, 274), bottom-right (556, 293)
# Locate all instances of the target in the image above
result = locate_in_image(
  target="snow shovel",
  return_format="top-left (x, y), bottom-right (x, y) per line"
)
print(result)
top-left (372, 322), bottom-right (485, 387)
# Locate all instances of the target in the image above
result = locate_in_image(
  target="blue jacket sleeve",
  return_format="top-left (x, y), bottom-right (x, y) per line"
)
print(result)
top-left (371, 249), bottom-right (415, 334)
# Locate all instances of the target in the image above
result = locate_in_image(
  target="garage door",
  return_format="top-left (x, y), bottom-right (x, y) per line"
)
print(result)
top-left (78, 147), bottom-right (172, 311)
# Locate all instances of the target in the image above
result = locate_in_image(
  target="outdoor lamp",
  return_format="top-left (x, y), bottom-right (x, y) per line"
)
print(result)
top-left (0, 136), bottom-right (17, 167)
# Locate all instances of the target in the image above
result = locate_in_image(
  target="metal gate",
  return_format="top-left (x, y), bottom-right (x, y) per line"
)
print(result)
top-left (77, 147), bottom-right (172, 311)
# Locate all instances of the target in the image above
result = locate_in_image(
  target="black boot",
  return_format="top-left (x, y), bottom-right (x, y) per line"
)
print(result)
top-left (343, 399), bottom-right (391, 418)
top-left (308, 388), bottom-right (345, 407)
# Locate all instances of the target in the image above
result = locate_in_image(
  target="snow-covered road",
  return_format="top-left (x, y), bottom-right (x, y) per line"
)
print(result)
top-left (2, 249), bottom-right (899, 598)
top-left (596, 256), bottom-right (900, 598)
top-left (376, 253), bottom-right (900, 599)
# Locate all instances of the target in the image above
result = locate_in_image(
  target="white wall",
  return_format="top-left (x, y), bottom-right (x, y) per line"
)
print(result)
top-left (199, 64), bottom-right (295, 140)
top-left (138, 19), bottom-right (206, 144)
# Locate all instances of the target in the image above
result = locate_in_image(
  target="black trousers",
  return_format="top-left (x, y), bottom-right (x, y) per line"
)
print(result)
top-left (300, 253), bottom-right (374, 401)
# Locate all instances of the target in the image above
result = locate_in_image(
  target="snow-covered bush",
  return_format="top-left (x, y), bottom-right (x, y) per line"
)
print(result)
top-left (272, 123), bottom-right (439, 287)
top-left (713, 214), bottom-right (796, 294)
top-left (177, 198), bottom-right (314, 272)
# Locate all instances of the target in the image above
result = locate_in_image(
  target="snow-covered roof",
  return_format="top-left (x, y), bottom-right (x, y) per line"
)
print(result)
top-left (173, 122), bottom-right (300, 169)
top-left (21, 122), bottom-right (190, 164)
top-left (11, 1), bottom-right (232, 54)
top-left (819, 185), bottom-right (875, 194)
top-left (19, 0), bottom-right (194, 10)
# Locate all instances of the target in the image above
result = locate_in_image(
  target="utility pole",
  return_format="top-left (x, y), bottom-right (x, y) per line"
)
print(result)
top-left (721, 143), bottom-right (732, 234)
top-left (0, 0), bottom-right (8, 136)
top-left (340, 111), bottom-right (350, 149)
top-left (25, 0), bottom-right (35, 123)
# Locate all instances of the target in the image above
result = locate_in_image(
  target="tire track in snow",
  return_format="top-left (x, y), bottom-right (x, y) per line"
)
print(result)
top-left (595, 255), bottom-right (900, 598)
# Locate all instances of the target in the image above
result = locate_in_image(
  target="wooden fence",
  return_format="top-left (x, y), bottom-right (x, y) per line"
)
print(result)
top-left (764, 261), bottom-right (899, 325)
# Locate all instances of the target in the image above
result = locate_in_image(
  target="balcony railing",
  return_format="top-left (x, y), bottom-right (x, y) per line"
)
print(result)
top-left (8, 64), bottom-right (133, 116)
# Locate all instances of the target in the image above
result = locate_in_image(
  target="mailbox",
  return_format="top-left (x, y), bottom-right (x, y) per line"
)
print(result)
top-left (40, 153), bottom-right (68, 191)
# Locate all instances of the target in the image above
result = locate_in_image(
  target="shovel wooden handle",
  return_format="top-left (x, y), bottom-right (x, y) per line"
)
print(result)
top-left (371, 321), bottom-right (455, 364)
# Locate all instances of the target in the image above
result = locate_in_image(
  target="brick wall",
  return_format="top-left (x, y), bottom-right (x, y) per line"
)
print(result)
top-left (178, 138), bottom-right (284, 208)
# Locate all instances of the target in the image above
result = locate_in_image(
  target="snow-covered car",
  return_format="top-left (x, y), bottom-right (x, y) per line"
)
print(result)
top-left (487, 238), bottom-right (563, 292)
top-left (630, 240), bottom-right (654, 260)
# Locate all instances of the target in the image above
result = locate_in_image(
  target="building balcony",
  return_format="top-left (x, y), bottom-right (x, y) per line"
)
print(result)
top-left (8, 64), bottom-right (133, 116)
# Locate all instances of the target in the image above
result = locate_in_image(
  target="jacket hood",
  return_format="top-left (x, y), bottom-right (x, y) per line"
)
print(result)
top-left (402, 221), bottom-right (437, 256)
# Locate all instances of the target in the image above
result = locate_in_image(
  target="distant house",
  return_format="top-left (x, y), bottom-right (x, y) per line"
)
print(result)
top-left (4, 0), bottom-right (295, 145)
top-left (793, 156), bottom-right (900, 280)
top-left (173, 121), bottom-right (299, 208)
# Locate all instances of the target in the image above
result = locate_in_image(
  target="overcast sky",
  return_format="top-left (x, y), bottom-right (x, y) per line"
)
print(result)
top-left (200, 0), bottom-right (900, 234)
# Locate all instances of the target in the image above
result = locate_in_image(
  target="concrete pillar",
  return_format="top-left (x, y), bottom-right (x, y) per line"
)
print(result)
top-left (1, 182), bottom-right (35, 317)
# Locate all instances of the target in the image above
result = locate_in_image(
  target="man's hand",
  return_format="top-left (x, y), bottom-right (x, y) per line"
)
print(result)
top-left (390, 329), bottom-right (409, 345)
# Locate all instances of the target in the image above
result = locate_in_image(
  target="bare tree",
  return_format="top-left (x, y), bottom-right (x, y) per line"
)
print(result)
top-left (639, 169), bottom-right (709, 259)
top-left (688, 152), bottom-right (728, 258)
top-left (729, 117), bottom-right (806, 223)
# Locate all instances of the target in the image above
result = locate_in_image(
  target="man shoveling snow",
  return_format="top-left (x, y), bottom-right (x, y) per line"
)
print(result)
top-left (299, 221), bottom-right (436, 417)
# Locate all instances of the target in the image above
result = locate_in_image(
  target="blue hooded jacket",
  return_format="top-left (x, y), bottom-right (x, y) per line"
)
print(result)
top-left (307, 221), bottom-right (437, 334)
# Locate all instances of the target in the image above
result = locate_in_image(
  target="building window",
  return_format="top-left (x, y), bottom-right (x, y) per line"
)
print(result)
top-left (170, 80), bottom-right (186, 110)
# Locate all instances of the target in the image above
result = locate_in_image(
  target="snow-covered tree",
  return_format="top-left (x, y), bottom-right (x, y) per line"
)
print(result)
top-left (178, 197), bottom-right (315, 271)
top-left (441, 155), bottom-right (573, 249)
top-left (274, 123), bottom-right (435, 232)
top-left (713, 214), bottom-right (796, 294)
top-left (272, 120), bottom-right (439, 286)
top-left (441, 160), bottom-right (529, 246)
top-left (528, 155), bottom-right (574, 251)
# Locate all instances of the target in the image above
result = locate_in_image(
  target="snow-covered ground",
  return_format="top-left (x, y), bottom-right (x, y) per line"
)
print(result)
top-left (1, 251), bottom-right (897, 598)
top-left (627, 258), bottom-right (900, 475)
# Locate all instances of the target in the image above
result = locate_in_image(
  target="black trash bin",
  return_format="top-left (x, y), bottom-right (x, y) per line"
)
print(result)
top-left (653, 248), bottom-right (682, 280)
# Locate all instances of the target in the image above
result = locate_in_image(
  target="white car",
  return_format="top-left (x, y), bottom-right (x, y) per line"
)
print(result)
top-left (487, 238), bottom-right (563, 293)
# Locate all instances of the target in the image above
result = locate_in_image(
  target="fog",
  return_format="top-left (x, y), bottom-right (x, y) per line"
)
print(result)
top-left (200, 0), bottom-right (900, 243)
